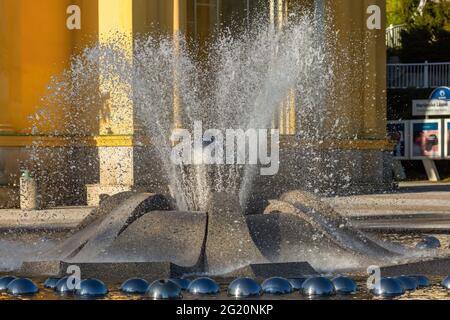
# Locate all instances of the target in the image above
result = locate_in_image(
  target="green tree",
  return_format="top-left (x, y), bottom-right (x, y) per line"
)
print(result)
top-left (387, 0), bottom-right (417, 26)
top-left (387, 0), bottom-right (450, 62)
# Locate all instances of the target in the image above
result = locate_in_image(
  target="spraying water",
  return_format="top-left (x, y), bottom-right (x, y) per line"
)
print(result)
top-left (35, 10), bottom-right (336, 212)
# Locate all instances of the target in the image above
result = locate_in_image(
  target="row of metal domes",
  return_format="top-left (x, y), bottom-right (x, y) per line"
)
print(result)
top-left (0, 274), bottom-right (449, 299)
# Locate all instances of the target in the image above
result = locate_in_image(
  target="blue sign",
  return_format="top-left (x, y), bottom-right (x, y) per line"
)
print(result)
top-left (429, 87), bottom-right (450, 101)
top-left (414, 122), bottom-right (439, 131)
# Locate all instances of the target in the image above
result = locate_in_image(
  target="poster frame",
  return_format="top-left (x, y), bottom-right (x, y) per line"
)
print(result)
top-left (410, 119), bottom-right (442, 160)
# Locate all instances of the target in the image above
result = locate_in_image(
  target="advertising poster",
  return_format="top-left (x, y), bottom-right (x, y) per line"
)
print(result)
top-left (410, 120), bottom-right (442, 159)
top-left (387, 121), bottom-right (408, 159)
top-left (445, 119), bottom-right (450, 159)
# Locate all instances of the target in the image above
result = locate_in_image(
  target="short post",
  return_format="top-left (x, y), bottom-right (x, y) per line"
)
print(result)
top-left (20, 170), bottom-right (37, 211)
top-left (422, 159), bottom-right (440, 182)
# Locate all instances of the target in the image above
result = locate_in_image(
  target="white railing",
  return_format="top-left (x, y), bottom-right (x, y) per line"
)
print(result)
top-left (387, 62), bottom-right (450, 89)
top-left (386, 24), bottom-right (405, 48)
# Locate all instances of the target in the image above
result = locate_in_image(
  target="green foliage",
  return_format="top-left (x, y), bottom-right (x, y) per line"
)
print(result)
top-left (407, 0), bottom-right (450, 31)
top-left (400, 27), bottom-right (450, 62)
top-left (387, 0), bottom-right (418, 26)
top-left (387, 0), bottom-right (450, 62)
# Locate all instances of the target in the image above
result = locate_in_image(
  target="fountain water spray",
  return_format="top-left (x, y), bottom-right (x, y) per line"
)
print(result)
top-left (37, 11), bottom-right (334, 212)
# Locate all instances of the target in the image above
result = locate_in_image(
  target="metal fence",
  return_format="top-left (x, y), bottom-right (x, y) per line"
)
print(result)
top-left (387, 62), bottom-right (450, 89)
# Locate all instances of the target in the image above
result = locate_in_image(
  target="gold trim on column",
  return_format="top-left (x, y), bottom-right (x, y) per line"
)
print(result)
top-left (280, 137), bottom-right (393, 151)
top-left (0, 135), bottom-right (134, 147)
top-left (0, 124), bottom-right (15, 135)
top-left (0, 134), bottom-right (392, 151)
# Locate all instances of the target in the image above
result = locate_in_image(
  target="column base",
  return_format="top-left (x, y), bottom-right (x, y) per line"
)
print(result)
top-left (86, 184), bottom-right (134, 207)
top-left (0, 124), bottom-right (15, 135)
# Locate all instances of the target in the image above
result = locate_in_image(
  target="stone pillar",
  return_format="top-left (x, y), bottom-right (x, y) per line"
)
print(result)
top-left (321, 0), bottom-right (390, 191)
top-left (323, 0), bottom-right (387, 141)
top-left (362, 0), bottom-right (387, 140)
top-left (0, 0), bottom-right (17, 139)
top-left (0, 0), bottom-right (12, 185)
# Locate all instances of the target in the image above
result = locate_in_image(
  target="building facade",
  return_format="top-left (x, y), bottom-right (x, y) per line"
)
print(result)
top-left (0, 0), bottom-right (388, 208)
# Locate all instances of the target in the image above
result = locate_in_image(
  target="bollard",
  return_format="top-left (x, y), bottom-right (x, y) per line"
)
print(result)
top-left (20, 170), bottom-right (37, 211)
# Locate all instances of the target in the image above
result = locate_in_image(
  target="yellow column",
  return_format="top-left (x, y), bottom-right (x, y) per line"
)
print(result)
top-left (322, 0), bottom-right (388, 150)
top-left (173, 0), bottom-right (182, 129)
top-left (98, 0), bottom-right (134, 135)
top-left (0, 0), bottom-right (73, 136)
top-left (323, 0), bottom-right (362, 139)
top-left (0, 0), bottom-right (15, 134)
top-left (362, 0), bottom-right (387, 140)
top-left (327, 0), bottom-right (386, 140)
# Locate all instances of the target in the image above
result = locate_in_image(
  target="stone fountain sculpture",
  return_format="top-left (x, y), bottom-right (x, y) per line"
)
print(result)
top-left (19, 190), bottom-right (405, 282)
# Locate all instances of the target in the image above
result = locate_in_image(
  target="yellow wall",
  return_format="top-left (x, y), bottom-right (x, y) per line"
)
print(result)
top-left (0, 0), bottom-right (387, 148)
top-left (0, 0), bottom-right (73, 134)
top-left (0, 0), bottom-right (101, 136)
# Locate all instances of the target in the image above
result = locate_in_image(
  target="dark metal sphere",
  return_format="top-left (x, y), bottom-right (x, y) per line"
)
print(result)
top-left (261, 277), bottom-right (293, 295)
top-left (228, 278), bottom-right (262, 298)
top-left (395, 276), bottom-right (418, 291)
top-left (416, 236), bottom-right (441, 250)
top-left (188, 277), bottom-right (220, 295)
top-left (168, 278), bottom-right (190, 290)
top-left (76, 279), bottom-right (108, 297)
top-left (413, 276), bottom-right (431, 288)
top-left (147, 280), bottom-right (182, 299)
top-left (55, 277), bottom-right (76, 294)
top-left (301, 277), bottom-right (335, 297)
top-left (0, 276), bottom-right (16, 291)
top-left (332, 276), bottom-right (357, 295)
top-left (6, 278), bottom-right (39, 296)
top-left (371, 278), bottom-right (405, 297)
top-left (120, 278), bottom-right (149, 294)
top-left (44, 277), bottom-right (61, 289)
top-left (288, 278), bottom-right (308, 291)
top-left (441, 275), bottom-right (450, 289)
